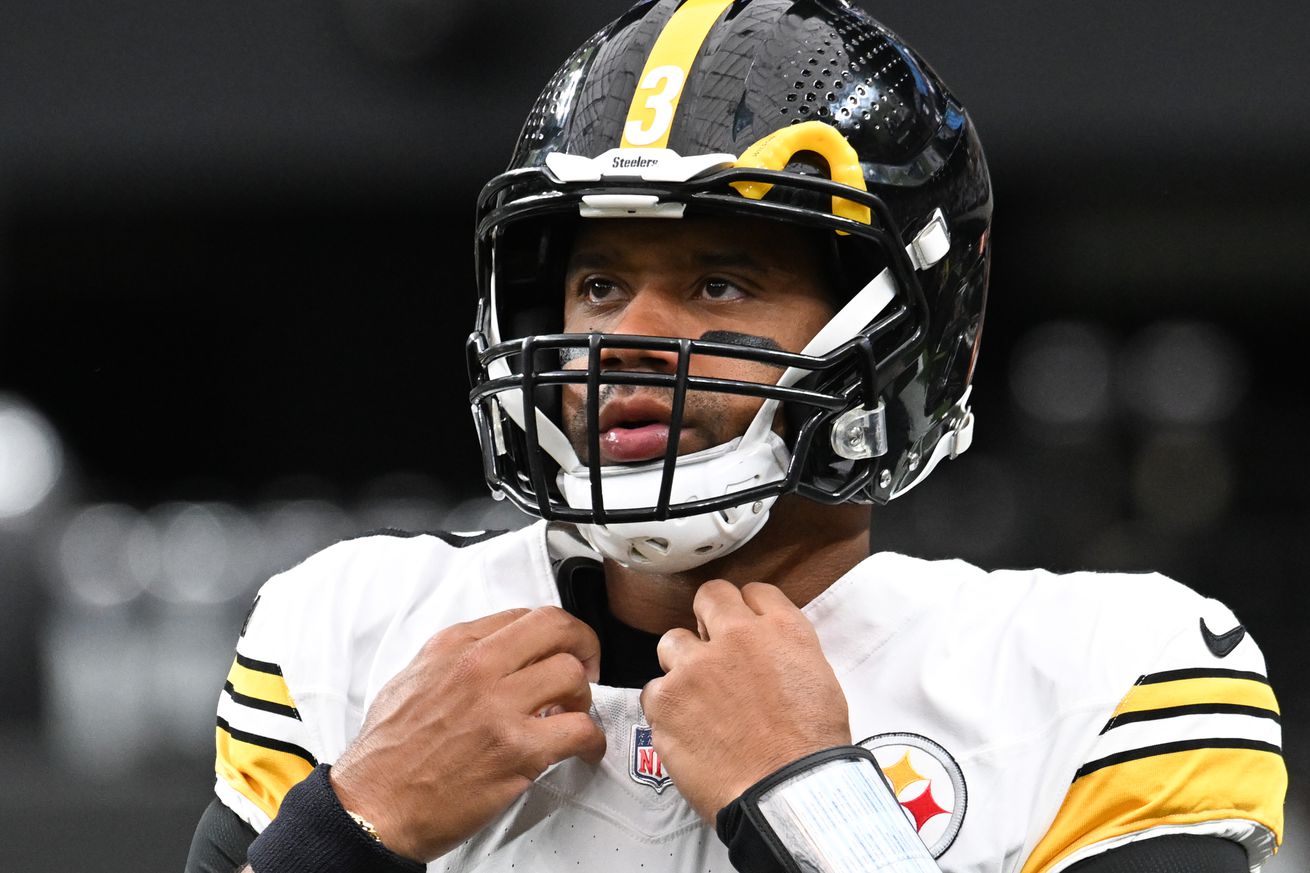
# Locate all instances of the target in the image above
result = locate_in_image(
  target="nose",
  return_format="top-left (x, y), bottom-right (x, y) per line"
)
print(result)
top-left (597, 286), bottom-right (690, 372)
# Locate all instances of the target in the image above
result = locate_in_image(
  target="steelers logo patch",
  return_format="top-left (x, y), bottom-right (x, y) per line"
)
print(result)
top-left (858, 732), bottom-right (967, 858)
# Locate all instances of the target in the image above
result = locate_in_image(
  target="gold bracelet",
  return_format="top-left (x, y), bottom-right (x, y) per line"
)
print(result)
top-left (346, 810), bottom-right (383, 843)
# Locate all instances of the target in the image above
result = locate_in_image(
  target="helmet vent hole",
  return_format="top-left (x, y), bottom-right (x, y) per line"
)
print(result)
top-left (695, 545), bottom-right (715, 555)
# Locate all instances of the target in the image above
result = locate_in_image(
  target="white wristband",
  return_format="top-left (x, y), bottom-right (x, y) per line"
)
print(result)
top-left (756, 757), bottom-right (939, 873)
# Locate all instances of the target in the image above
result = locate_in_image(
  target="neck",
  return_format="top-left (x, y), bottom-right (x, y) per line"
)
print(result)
top-left (601, 497), bottom-right (872, 635)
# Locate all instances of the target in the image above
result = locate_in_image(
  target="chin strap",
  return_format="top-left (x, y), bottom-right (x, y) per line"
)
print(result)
top-left (560, 432), bottom-right (790, 574)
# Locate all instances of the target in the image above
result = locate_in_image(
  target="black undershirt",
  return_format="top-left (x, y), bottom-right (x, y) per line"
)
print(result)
top-left (555, 556), bottom-right (664, 688)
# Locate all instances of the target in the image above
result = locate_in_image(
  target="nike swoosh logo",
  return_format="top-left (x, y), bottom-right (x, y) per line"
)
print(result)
top-left (1201, 617), bottom-right (1246, 658)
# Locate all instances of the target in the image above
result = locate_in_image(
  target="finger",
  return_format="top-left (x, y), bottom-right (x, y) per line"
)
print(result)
top-left (528, 710), bottom-right (607, 768)
top-left (481, 606), bottom-right (602, 682)
top-left (692, 579), bottom-right (756, 637)
top-left (639, 675), bottom-right (664, 722)
top-left (656, 628), bottom-right (701, 674)
top-left (740, 582), bottom-right (798, 616)
top-left (500, 652), bottom-right (594, 715)
top-left (447, 607), bottom-right (534, 643)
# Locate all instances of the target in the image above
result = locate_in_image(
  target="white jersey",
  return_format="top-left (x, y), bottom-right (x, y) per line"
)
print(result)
top-left (213, 522), bottom-right (1285, 872)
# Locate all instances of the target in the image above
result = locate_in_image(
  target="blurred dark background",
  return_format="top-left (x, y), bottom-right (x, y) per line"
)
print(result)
top-left (0, 1), bottom-right (1306, 869)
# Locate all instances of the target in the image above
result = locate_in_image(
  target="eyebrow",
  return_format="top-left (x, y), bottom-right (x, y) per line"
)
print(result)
top-left (566, 248), bottom-right (773, 274)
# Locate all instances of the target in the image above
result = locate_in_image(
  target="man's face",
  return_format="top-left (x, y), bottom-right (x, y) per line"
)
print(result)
top-left (560, 215), bottom-right (835, 465)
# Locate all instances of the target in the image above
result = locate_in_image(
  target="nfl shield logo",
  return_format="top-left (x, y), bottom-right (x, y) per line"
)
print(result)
top-left (629, 724), bottom-right (671, 793)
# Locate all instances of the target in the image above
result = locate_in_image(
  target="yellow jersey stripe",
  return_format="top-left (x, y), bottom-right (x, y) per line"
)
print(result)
top-left (224, 680), bottom-right (300, 719)
top-left (215, 717), bottom-right (317, 821)
top-left (227, 656), bottom-right (297, 710)
top-left (1020, 744), bottom-right (1285, 873)
top-left (1109, 675), bottom-right (1279, 719)
top-left (620, 0), bottom-right (733, 149)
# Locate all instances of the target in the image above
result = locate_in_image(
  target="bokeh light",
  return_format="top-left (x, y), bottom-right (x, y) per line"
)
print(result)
top-left (1009, 321), bottom-right (1114, 428)
top-left (257, 498), bottom-right (358, 578)
top-left (0, 395), bottom-right (63, 521)
top-left (1118, 321), bottom-right (1248, 424)
top-left (54, 504), bottom-right (156, 608)
top-left (150, 502), bottom-right (266, 605)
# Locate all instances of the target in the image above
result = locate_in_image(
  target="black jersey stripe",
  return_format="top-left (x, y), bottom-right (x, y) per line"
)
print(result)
top-left (432, 529), bottom-right (510, 548)
top-left (235, 653), bottom-right (284, 677)
top-left (1074, 738), bottom-right (1282, 781)
top-left (1137, 668), bottom-right (1269, 685)
top-left (224, 681), bottom-right (301, 721)
top-left (348, 529), bottom-right (510, 548)
top-left (1100, 702), bottom-right (1280, 734)
top-left (217, 717), bottom-right (317, 766)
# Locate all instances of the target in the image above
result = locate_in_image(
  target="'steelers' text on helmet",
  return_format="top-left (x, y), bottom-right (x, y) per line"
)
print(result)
top-left (468, 0), bottom-right (992, 573)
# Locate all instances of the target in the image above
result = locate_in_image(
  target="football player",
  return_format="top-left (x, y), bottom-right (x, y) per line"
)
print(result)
top-left (186, 1), bottom-right (1286, 872)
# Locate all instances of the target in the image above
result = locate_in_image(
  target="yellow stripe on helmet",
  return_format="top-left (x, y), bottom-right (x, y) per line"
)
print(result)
top-left (621, 0), bottom-right (734, 149)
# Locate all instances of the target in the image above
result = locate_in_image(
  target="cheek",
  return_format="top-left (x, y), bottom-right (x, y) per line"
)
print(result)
top-left (560, 384), bottom-right (584, 426)
top-left (778, 303), bottom-right (833, 353)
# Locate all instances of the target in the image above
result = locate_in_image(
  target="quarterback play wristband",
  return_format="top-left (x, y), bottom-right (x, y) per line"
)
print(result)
top-left (716, 746), bottom-right (939, 873)
top-left (246, 764), bottom-right (424, 873)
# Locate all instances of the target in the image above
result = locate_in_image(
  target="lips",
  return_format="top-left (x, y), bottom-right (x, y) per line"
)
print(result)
top-left (596, 396), bottom-right (677, 463)
top-left (599, 423), bottom-right (670, 463)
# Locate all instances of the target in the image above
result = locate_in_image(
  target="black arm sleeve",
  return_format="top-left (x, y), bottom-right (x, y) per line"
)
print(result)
top-left (1064, 834), bottom-right (1248, 873)
top-left (185, 797), bottom-right (257, 873)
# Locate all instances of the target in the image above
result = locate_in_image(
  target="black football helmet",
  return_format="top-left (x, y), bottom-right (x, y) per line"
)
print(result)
top-left (468, 0), bottom-right (991, 572)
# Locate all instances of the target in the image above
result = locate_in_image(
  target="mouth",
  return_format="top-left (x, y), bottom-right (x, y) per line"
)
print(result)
top-left (596, 397), bottom-right (677, 464)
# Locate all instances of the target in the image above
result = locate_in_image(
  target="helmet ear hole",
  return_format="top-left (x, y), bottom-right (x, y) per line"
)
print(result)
top-left (629, 537), bottom-right (671, 563)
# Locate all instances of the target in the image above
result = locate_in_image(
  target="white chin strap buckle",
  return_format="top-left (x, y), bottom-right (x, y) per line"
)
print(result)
top-left (907, 208), bottom-right (950, 270)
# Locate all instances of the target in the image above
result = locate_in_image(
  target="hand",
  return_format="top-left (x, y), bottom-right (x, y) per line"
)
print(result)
top-left (640, 580), bottom-right (850, 822)
top-left (329, 606), bottom-right (606, 862)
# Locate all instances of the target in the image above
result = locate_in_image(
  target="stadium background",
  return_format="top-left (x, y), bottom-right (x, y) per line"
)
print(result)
top-left (0, 1), bottom-right (1305, 869)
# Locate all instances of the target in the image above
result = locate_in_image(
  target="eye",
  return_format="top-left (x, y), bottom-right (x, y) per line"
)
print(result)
top-left (578, 277), bottom-right (624, 303)
top-left (701, 278), bottom-right (748, 301)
